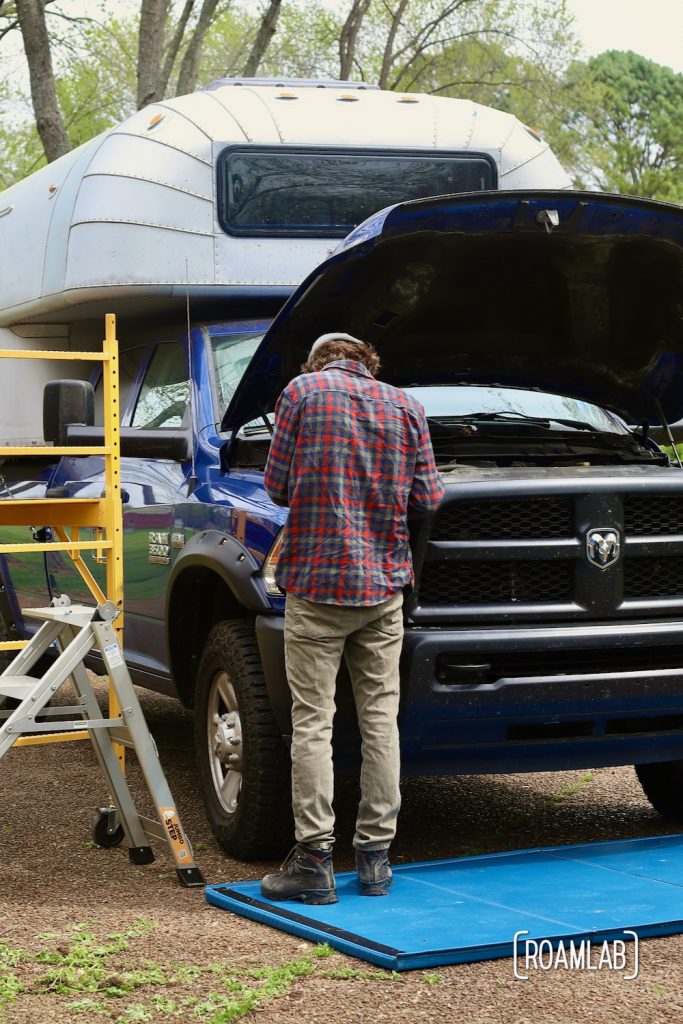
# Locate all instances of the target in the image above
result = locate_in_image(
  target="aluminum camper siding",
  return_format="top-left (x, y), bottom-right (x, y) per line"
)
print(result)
top-left (0, 325), bottom-right (90, 446)
top-left (0, 84), bottom-right (571, 327)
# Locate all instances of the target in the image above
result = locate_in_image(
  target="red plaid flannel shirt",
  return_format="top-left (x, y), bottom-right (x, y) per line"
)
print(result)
top-left (264, 359), bottom-right (445, 606)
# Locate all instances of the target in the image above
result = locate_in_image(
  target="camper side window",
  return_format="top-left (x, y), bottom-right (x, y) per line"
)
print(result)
top-left (132, 343), bottom-right (190, 429)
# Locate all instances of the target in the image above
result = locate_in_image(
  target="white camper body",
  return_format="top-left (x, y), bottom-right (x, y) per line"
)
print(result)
top-left (0, 78), bottom-right (571, 443)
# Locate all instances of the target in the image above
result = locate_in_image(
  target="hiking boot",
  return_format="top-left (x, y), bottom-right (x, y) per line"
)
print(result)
top-left (355, 847), bottom-right (393, 896)
top-left (261, 843), bottom-right (338, 905)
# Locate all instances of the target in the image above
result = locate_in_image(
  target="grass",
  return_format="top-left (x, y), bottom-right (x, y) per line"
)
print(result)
top-left (1, 919), bottom-right (404, 1023)
top-left (659, 444), bottom-right (683, 464)
top-left (0, 943), bottom-right (24, 1017)
top-left (546, 771), bottom-right (594, 805)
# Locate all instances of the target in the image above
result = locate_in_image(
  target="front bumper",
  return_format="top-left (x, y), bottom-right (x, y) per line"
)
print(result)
top-left (255, 614), bottom-right (683, 774)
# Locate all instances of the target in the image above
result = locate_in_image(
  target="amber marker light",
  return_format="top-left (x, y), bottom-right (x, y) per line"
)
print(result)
top-left (524, 124), bottom-right (543, 142)
top-left (261, 531), bottom-right (284, 596)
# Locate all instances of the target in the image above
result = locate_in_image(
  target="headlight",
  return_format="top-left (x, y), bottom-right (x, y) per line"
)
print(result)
top-left (261, 531), bottom-right (284, 596)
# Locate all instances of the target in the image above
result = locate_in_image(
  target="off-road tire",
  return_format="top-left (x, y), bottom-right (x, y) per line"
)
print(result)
top-left (635, 761), bottom-right (683, 821)
top-left (194, 620), bottom-right (293, 860)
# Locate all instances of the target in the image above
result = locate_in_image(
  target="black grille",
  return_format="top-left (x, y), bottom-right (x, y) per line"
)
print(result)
top-left (437, 645), bottom-right (683, 681)
top-left (419, 560), bottom-right (573, 605)
top-left (624, 557), bottom-right (683, 600)
top-left (430, 497), bottom-right (574, 541)
top-left (624, 495), bottom-right (683, 536)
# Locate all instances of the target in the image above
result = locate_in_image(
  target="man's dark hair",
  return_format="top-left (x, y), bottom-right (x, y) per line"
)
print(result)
top-left (301, 338), bottom-right (381, 376)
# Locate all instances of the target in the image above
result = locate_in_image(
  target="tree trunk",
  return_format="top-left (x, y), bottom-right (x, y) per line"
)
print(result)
top-left (378, 0), bottom-right (410, 90)
top-left (176, 0), bottom-right (221, 96)
top-left (137, 0), bottom-right (170, 109)
top-left (15, 0), bottom-right (69, 162)
top-left (339, 0), bottom-right (371, 81)
top-left (242, 0), bottom-right (281, 77)
top-left (158, 0), bottom-right (196, 98)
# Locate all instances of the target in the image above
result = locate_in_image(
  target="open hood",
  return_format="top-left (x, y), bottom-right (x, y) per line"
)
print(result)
top-left (222, 190), bottom-right (683, 431)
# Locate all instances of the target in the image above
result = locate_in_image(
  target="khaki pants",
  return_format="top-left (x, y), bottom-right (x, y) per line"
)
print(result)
top-left (284, 589), bottom-right (404, 851)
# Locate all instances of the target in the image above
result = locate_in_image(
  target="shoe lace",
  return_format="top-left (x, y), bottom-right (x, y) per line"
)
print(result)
top-left (279, 845), bottom-right (301, 871)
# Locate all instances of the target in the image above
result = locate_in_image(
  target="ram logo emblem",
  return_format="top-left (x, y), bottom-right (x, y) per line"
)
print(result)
top-left (586, 528), bottom-right (620, 569)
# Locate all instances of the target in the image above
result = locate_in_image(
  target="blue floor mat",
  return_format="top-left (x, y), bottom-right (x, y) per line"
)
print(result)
top-left (205, 833), bottom-right (683, 971)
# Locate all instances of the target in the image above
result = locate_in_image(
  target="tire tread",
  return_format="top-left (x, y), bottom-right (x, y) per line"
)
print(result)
top-left (194, 620), bottom-right (292, 860)
top-left (635, 761), bottom-right (683, 822)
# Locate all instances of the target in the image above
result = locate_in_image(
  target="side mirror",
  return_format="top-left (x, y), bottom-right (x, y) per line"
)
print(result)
top-left (43, 379), bottom-right (95, 446)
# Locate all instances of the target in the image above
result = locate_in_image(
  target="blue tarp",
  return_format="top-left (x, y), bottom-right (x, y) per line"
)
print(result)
top-left (206, 833), bottom-right (683, 971)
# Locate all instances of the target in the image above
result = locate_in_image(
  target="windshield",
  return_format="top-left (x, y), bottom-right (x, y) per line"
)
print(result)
top-left (212, 333), bottom-right (264, 412)
top-left (211, 330), bottom-right (627, 438)
top-left (405, 385), bottom-right (627, 433)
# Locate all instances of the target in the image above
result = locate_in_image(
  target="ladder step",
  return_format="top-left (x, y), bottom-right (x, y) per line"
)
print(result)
top-left (0, 676), bottom-right (39, 700)
top-left (0, 603), bottom-right (205, 886)
top-left (24, 604), bottom-right (98, 627)
top-left (0, 497), bottom-right (106, 528)
top-left (0, 349), bottom-right (110, 361)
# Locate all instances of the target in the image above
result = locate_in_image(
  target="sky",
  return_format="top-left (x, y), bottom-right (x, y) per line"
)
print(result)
top-left (565, 0), bottom-right (683, 72)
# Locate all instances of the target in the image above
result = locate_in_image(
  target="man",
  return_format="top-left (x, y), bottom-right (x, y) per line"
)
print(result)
top-left (260, 332), bottom-right (444, 905)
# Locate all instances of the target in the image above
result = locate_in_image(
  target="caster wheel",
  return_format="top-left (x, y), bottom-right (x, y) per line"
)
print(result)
top-left (92, 813), bottom-right (125, 848)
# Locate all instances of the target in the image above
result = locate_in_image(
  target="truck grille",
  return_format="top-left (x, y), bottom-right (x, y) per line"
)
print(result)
top-left (412, 485), bottom-right (683, 621)
top-left (420, 560), bottom-right (573, 605)
top-left (624, 495), bottom-right (683, 536)
top-left (624, 557), bottom-right (683, 600)
top-left (430, 496), bottom-right (574, 540)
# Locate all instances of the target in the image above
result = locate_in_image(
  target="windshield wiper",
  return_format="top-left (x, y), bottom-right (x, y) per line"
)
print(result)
top-left (434, 411), bottom-right (603, 432)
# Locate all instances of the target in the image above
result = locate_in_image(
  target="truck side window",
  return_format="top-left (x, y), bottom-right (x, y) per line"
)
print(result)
top-left (93, 346), bottom-right (148, 426)
top-left (132, 343), bottom-right (190, 429)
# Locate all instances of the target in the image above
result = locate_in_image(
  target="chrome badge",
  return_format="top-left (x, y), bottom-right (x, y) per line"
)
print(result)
top-left (586, 528), bottom-right (621, 569)
top-left (148, 531), bottom-right (170, 565)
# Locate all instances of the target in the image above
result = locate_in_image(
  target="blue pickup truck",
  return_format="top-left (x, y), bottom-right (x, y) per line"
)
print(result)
top-left (3, 189), bottom-right (683, 859)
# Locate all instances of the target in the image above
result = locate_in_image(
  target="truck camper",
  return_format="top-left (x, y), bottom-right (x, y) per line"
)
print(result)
top-left (15, 82), bottom-right (683, 862)
top-left (0, 76), bottom-right (570, 445)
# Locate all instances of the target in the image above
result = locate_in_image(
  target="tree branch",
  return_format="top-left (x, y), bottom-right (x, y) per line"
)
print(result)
top-left (243, 0), bottom-right (282, 77)
top-left (339, 0), bottom-right (371, 81)
top-left (176, 0), bottom-right (222, 95)
top-left (378, 0), bottom-right (410, 89)
top-left (388, 0), bottom-right (477, 69)
top-left (158, 0), bottom-right (195, 98)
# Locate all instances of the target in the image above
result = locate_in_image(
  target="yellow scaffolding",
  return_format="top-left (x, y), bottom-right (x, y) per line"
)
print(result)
top-left (0, 313), bottom-right (124, 758)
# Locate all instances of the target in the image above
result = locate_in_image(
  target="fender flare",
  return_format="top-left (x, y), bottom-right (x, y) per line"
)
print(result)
top-left (165, 530), bottom-right (272, 620)
top-left (165, 530), bottom-right (287, 715)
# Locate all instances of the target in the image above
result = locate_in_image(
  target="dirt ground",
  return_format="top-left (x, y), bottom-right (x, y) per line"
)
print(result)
top-left (2, 682), bottom-right (683, 1024)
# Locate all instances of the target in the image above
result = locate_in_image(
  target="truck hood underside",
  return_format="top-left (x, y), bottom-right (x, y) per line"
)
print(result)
top-left (222, 191), bottom-right (683, 430)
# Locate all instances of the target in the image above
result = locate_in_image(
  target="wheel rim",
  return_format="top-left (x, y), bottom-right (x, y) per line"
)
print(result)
top-left (207, 669), bottom-right (243, 815)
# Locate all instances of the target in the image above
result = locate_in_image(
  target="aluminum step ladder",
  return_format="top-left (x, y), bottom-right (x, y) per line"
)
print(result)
top-left (0, 598), bottom-right (205, 887)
